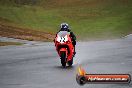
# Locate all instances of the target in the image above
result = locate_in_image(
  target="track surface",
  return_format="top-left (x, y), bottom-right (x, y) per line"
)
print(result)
top-left (0, 37), bottom-right (132, 88)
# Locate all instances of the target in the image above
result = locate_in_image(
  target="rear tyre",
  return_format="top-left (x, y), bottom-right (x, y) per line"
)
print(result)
top-left (68, 58), bottom-right (73, 66)
top-left (60, 52), bottom-right (66, 67)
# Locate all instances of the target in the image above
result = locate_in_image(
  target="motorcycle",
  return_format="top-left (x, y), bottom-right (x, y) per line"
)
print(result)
top-left (54, 31), bottom-right (75, 67)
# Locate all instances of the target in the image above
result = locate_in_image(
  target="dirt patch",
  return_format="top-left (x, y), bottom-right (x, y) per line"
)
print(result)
top-left (0, 23), bottom-right (55, 41)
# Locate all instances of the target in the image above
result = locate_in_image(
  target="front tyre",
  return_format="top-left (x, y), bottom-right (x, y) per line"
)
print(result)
top-left (60, 52), bottom-right (66, 67)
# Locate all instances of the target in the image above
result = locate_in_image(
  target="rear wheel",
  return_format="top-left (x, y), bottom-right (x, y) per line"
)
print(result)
top-left (60, 52), bottom-right (66, 67)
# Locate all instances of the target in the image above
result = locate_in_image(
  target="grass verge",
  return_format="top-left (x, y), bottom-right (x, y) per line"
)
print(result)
top-left (0, 0), bottom-right (132, 41)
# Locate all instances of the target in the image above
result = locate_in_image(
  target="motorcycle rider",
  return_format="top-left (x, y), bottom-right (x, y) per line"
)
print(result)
top-left (58, 23), bottom-right (76, 55)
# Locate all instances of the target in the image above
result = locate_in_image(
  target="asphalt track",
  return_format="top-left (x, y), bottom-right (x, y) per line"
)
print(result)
top-left (0, 36), bottom-right (132, 88)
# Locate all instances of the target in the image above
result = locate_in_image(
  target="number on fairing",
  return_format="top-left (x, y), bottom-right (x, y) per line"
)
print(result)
top-left (60, 37), bottom-right (65, 43)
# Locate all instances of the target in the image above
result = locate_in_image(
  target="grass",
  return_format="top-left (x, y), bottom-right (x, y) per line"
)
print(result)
top-left (0, 41), bottom-right (22, 46)
top-left (0, 0), bottom-right (132, 41)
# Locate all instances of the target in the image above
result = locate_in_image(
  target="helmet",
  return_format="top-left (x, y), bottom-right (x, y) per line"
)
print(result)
top-left (60, 23), bottom-right (69, 31)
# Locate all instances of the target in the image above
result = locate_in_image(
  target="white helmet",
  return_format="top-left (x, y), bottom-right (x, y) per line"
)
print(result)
top-left (60, 23), bottom-right (69, 30)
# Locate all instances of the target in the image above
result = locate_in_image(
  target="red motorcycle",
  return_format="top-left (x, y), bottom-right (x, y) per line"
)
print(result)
top-left (54, 31), bottom-right (75, 67)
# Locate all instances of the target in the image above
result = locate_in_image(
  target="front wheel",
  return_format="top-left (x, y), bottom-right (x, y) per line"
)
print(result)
top-left (60, 52), bottom-right (66, 67)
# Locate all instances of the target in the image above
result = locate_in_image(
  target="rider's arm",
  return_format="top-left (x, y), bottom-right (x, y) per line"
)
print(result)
top-left (70, 32), bottom-right (76, 40)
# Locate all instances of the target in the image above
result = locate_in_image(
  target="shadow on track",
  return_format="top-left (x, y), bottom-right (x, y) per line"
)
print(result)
top-left (53, 65), bottom-right (76, 70)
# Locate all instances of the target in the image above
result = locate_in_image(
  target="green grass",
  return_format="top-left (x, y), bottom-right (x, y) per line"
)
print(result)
top-left (0, 0), bottom-right (132, 40)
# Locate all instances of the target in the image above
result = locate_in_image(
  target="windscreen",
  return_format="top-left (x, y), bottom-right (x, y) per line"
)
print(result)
top-left (57, 31), bottom-right (69, 37)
